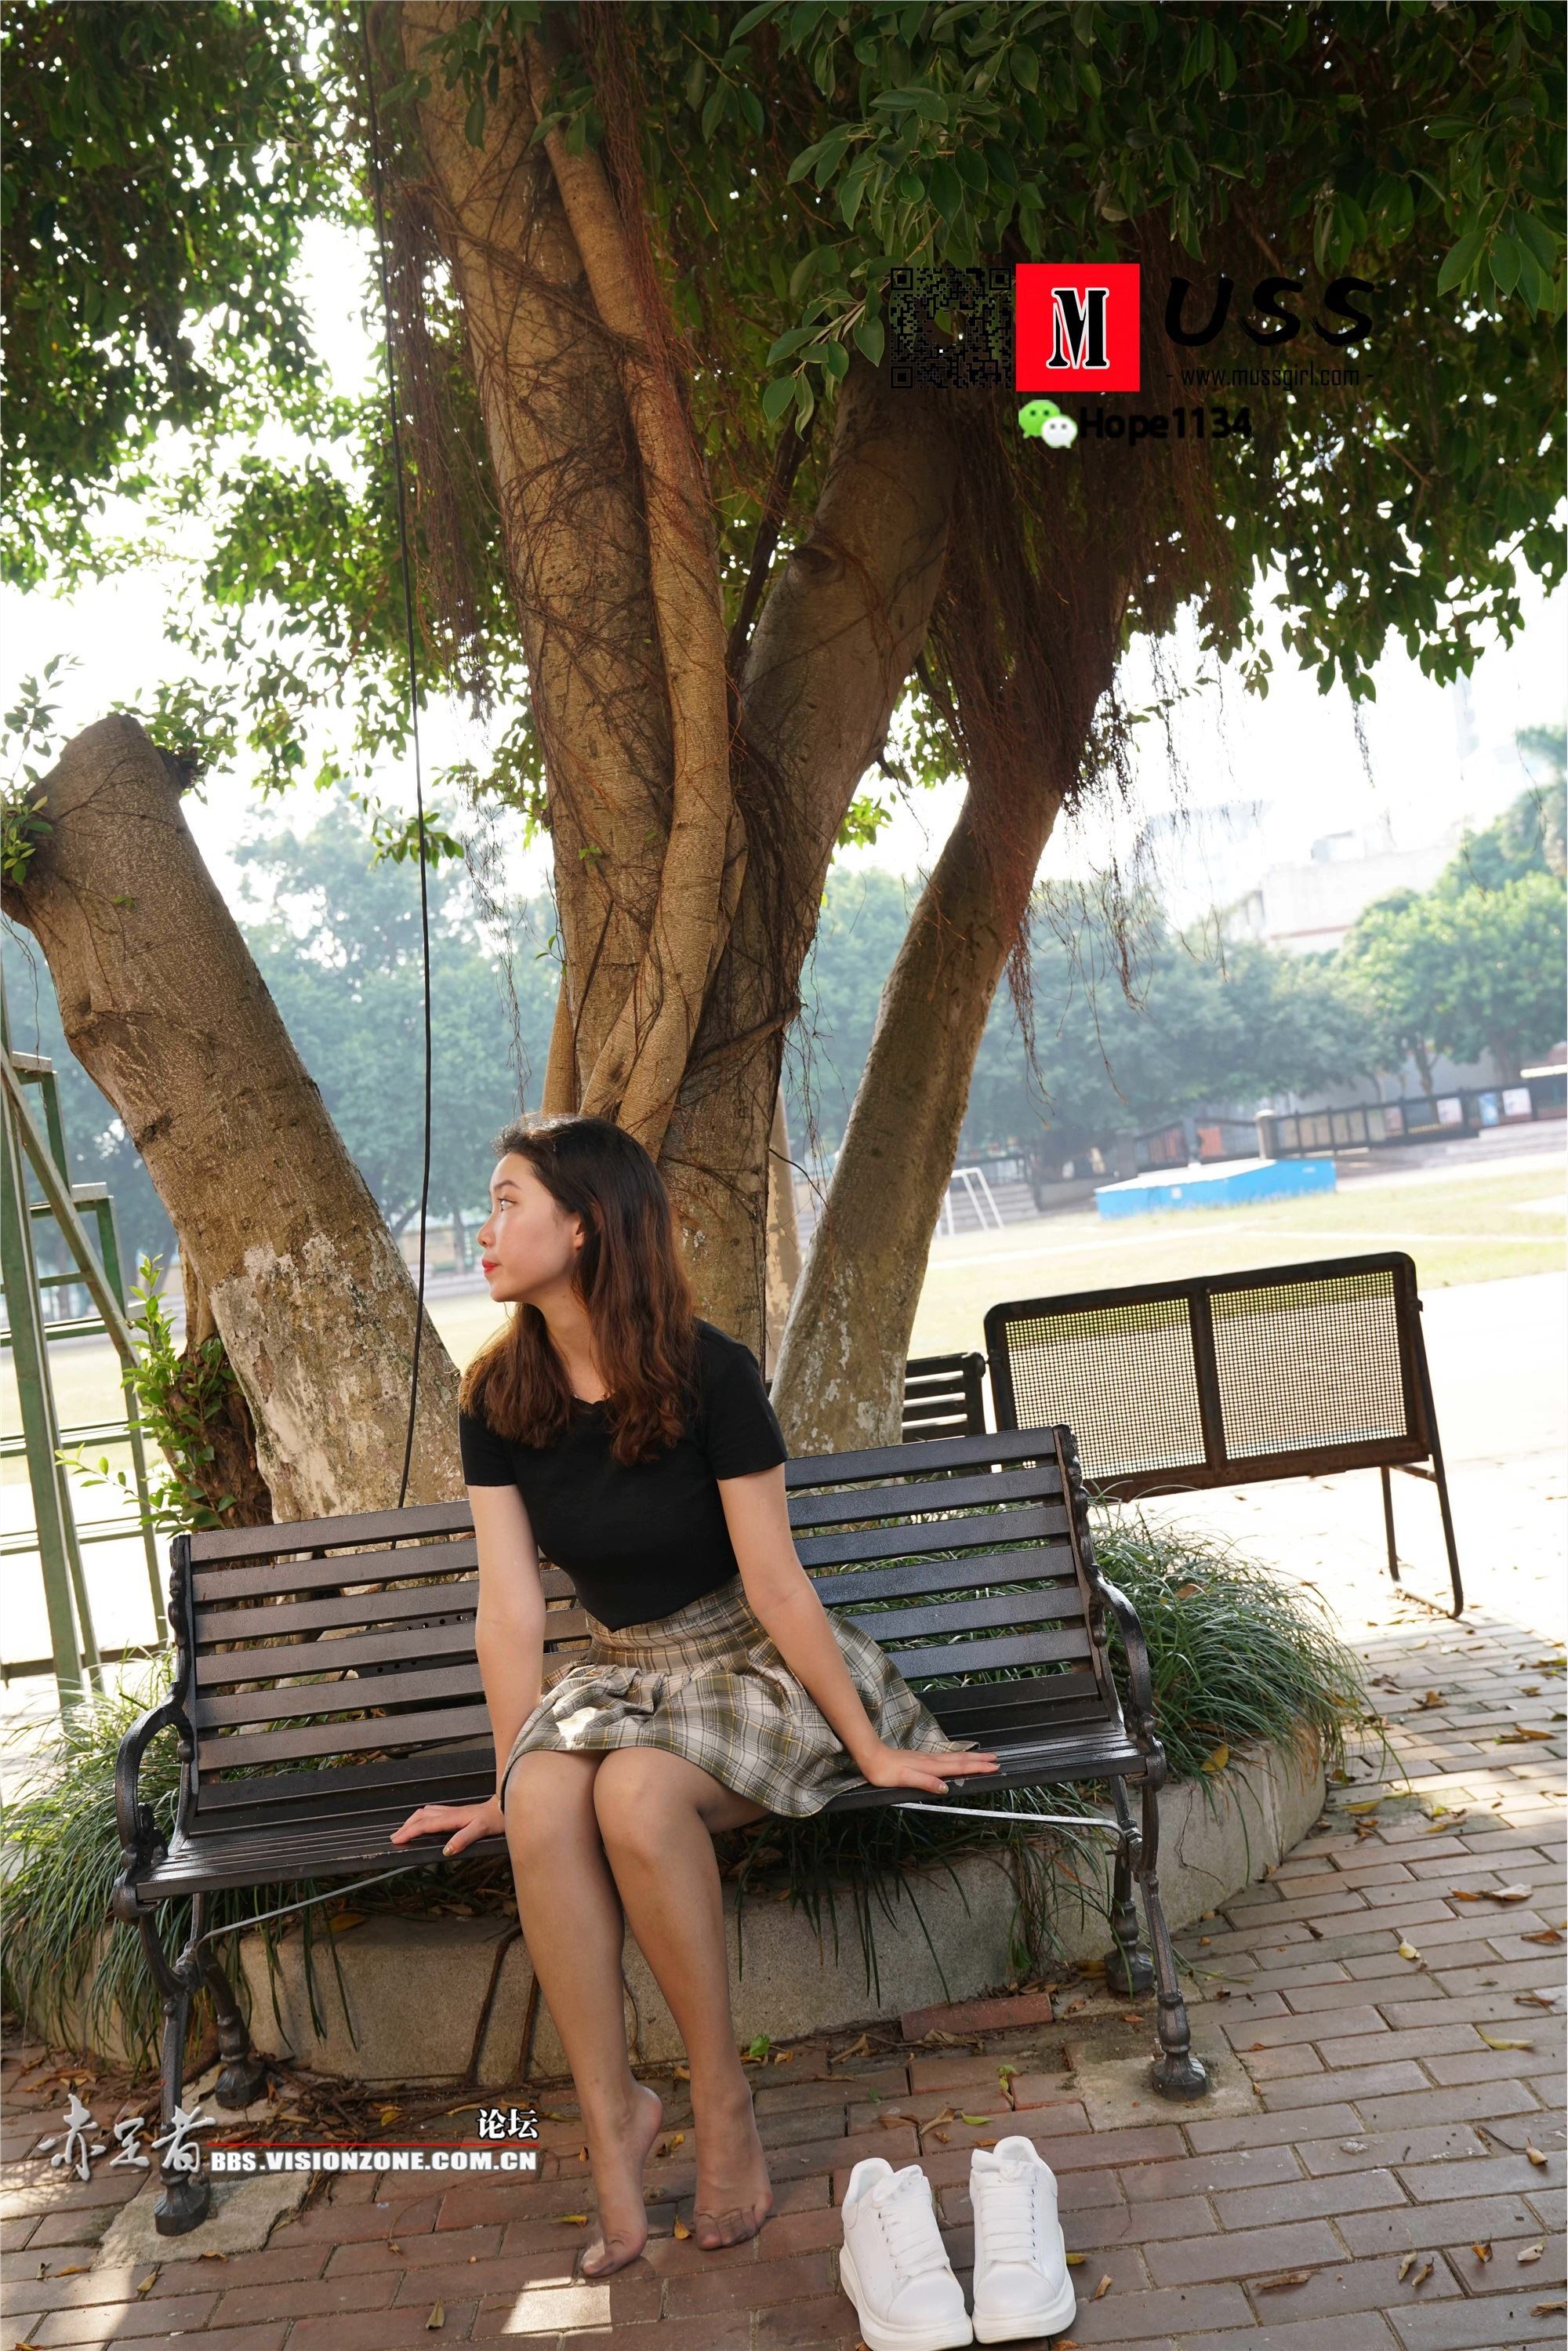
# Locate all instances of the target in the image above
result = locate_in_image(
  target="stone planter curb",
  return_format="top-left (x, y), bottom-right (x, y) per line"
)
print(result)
top-left (228, 1732), bottom-right (1325, 2086)
top-left (17, 1734), bottom-right (1323, 2084)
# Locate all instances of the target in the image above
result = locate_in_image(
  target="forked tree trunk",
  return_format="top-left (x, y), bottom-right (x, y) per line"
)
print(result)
top-left (772, 477), bottom-right (1131, 1451)
top-left (0, 715), bottom-right (463, 1518)
top-left (397, 5), bottom-right (953, 1355)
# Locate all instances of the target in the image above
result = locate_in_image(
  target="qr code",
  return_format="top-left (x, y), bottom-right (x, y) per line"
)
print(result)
top-left (887, 265), bottom-right (1013, 388)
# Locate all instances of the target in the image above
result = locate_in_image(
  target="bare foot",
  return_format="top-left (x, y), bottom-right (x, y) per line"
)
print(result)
top-left (690, 2080), bottom-right (773, 2251)
top-left (579, 2080), bottom-right (664, 2279)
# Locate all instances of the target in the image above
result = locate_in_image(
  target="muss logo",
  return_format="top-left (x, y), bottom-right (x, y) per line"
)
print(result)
top-left (1015, 263), bottom-right (1142, 394)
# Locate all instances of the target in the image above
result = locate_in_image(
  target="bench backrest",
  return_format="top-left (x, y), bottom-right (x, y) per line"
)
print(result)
top-left (901, 1350), bottom-right (988, 1441)
top-left (171, 1427), bottom-right (1113, 1833)
top-left (985, 1251), bottom-right (1432, 1502)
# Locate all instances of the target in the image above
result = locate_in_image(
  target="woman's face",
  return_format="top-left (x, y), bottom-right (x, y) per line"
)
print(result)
top-left (476, 1155), bottom-right (583, 1305)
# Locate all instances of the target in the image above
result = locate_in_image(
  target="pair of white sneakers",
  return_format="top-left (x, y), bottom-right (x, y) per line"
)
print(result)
top-left (838, 2135), bottom-right (1076, 2349)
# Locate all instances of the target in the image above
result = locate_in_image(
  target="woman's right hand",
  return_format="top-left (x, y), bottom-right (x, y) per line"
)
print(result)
top-left (389, 1796), bottom-right (506, 1857)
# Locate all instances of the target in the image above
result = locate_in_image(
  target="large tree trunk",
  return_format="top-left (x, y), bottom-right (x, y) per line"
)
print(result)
top-left (397, 5), bottom-right (955, 1355)
top-left (768, 784), bottom-right (1062, 1452)
top-left (0, 715), bottom-right (463, 1518)
top-left (771, 452), bottom-right (1131, 1451)
top-left (657, 359), bottom-right (954, 1347)
top-left (762, 1089), bottom-right (802, 1377)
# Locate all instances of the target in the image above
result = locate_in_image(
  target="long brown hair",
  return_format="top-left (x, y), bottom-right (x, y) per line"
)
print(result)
top-left (458, 1114), bottom-right (701, 1466)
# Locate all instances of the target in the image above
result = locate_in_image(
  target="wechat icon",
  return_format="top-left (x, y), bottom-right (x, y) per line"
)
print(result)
top-left (1018, 398), bottom-right (1078, 449)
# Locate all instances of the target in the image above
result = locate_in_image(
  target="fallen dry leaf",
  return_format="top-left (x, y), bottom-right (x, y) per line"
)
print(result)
top-left (1412, 2260), bottom-right (1433, 2287)
top-left (877, 2113), bottom-right (911, 2129)
top-left (1478, 2031), bottom-right (1534, 2051)
top-left (1516, 1992), bottom-right (1559, 2010)
top-left (673, 2066), bottom-right (690, 2082)
top-left (1092, 2274), bottom-right (1112, 2299)
top-left (1415, 1691), bottom-right (1444, 1708)
top-left (1532, 2301), bottom-right (1566, 2316)
top-left (1472, 2240), bottom-right (1493, 2263)
top-left (1397, 1942), bottom-right (1422, 1962)
top-left (1519, 2240), bottom-right (1546, 2264)
top-left (426, 2302), bottom-right (444, 2331)
top-left (673, 2217), bottom-right (691, 2240)
top-left (1065, 2252), bottom-right (1087, 2267)
top-left (556, 2213), bottom-right (589, 2226)
top-left (1200, 1743), bottom-right (1229, 1773)
top-left (135, 2271), bottom-right (158, 2298)
top-left (1521, 1928), bottom-right (1564, 1944)
top-left (1255, 2269), bottom-right (1314, 2291)
top-left (1398, 2253), bottom-right (1417, 2282)
top-left (1526, 2143), bottom-right (1548, 2167)
top-left (1345, 1799), bottom-right (1381, 1815)
top-left (959, 2113), bottom-right (992, 2126)
top-left (1497, 1728), bottom-right (1553, 1743)
top-left (1488, 1885), bottom-right (1534, 1902)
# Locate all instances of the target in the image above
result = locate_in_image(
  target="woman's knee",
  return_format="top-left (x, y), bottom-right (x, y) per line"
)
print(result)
top-left (591, 1748), bottom-right (694, 1851)
top-left (503, 1751), bottom-right (606, 1855)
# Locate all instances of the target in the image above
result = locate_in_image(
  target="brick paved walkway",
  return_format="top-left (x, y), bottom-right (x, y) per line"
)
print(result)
top-left (5, 1582), bottom-right (1563, 2350)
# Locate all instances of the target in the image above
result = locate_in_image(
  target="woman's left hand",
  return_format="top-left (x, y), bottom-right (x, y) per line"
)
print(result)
top-left (856, 1740), bottom-right (1000, 1794)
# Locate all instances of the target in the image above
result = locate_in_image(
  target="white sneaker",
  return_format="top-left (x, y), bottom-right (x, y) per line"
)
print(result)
top-left (967, 2135), bottom-right (1076, 2343)
top-left (839, 2156), bottom-right (975, 2351)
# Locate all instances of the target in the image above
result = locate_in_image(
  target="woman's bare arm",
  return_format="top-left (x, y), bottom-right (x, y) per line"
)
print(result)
top-left (470, 1483), bottom-right (548, 1803)
top-left (717, 1464), bottom-right (996, 1786)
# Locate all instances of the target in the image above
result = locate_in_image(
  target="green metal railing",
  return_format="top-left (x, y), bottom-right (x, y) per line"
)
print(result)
top-left (1, 974), bottom-right (167, 1711)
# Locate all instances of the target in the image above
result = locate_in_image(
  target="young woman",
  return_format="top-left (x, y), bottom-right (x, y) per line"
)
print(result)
top-left (390, 1114), bottom-right (998, 2280)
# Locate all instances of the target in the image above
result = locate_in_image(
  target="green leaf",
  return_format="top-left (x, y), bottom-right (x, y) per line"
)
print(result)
top-left (1436, 228), bottom-right (1485, 295)
top-left (1009, 44), bottom-right (1039, 92)
top-left (1425, 115), bottom-right (1473, 140)
top-left (853, 314), bottom-right (886, 366)
top-left (953, 144), bottom-right (988, 194)
top-left (701, 85), bottom-right (727, 142)
top-left (822, 337), bottom-right (848, 380)
top-left (463, 96), bottom-right (486, 148)
top-left (1488, 233), bottom-right (1522, 296)
top-left (730, 0), bottom-right (780, 36)
top-left (929, 156), bottom-right (962, 220)
top-left (1078, 58), bottom-right (1102, 100)
top-left (760, 376), bottom-right (797, 425)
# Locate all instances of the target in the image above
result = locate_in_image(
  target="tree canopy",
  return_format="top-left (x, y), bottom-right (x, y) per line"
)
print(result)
top-left (5, 1), bottom-right (1563, 812)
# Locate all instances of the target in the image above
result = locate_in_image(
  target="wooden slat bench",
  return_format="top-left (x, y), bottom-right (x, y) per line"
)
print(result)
top-left (113, 1423), bottom-right (1206, 2236)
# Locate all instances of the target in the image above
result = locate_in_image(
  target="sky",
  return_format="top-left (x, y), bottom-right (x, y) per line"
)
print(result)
top-left (4, 218), bottom-right (1563, 935)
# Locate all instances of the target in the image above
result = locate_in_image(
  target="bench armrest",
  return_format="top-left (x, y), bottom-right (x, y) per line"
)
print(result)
top-left (1094, 1575), bottom-right (1157, 1748)
top-left (111, 1691), bottom-right (191, 1920)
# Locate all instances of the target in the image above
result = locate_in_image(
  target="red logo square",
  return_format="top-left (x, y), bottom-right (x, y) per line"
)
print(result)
top-left (1015, 263), bottom-right (1142, 394)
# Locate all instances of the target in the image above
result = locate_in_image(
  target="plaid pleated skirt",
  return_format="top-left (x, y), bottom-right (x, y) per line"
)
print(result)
top-left (497, 1572), bottom-right (980, 1819)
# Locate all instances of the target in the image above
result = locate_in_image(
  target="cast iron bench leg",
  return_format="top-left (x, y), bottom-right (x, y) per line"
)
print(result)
top-left (136, 1902), bottom-right (211, 2234)
top-left (1103, 1777), bottom-right (1154, 1998)
top-left (136, 1891), bottom-right (271, 2234)
top-left (1133, 1777), bottom-right (1210, 2099)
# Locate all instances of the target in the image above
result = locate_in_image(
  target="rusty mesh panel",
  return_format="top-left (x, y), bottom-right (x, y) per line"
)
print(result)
top-left (1211, 1268), bottom-right (1409, 1459)
top-left (996, 1299), bottom-right (1205, 1481)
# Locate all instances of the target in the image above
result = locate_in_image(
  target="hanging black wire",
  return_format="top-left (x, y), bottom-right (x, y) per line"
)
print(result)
top-left (360, 3), bottom-right (434, 1510)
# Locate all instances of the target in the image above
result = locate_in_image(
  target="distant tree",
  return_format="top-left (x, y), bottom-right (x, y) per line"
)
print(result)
top-left (1419, 872), bottom-right (1567, 1082)
top-left (232, 796), bottom-right (560, 1234)
top-left (1338, 889), bottom-right (1444, 1096)
top-left (1440, 758), bottom-right (1567, 893)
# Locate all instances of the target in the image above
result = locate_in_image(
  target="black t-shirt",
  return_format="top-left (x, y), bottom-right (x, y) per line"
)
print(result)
top-left (457, 1318), bottom-right (789, 1630)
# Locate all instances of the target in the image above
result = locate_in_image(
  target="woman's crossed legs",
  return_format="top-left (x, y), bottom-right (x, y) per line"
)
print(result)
top-left (502, 1744), bottom-right (774, 2278)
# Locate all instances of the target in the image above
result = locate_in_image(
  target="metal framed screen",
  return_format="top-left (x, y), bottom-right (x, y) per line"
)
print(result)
top-left (985, 1252), bottom-right (1428, 1491)
top-left (984, 1251), bottom-right (1461, 1614)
